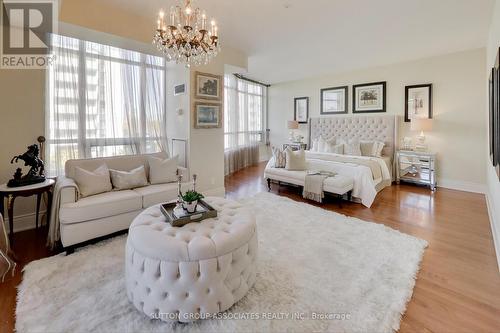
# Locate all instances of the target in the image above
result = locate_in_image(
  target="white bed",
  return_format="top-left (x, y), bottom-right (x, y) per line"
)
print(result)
top-left (265, 115), bottom-right (397, 207)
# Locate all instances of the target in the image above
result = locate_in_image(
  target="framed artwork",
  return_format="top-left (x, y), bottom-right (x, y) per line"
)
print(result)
top-left (195, 71), bottom-right (222, 101)
top-left (352, 81), bottom-right (386, 113)
top-left (193, 102), bottom-right (222, 128)
top-left (494, 47), bottom-right (500, 178)
top-left (293, 97), bottom-right (309, 124)
top-left (294, 97), bottom-right (309, 123)
top-left (320, 86), bottom-right (348, 114)
top-left (404, 84), bottom-right (432, 122)
top-left (489, 68), bottom-right (495, 164)
top-left (174, 83), bottom-right (186, 96)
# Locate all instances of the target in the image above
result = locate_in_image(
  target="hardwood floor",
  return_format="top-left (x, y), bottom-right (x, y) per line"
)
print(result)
top-left (1, 161), bottom-right (499, 332)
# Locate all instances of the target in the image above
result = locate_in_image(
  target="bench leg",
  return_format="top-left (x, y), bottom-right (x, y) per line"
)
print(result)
top-left (267, 178), bottom-right (271, 192)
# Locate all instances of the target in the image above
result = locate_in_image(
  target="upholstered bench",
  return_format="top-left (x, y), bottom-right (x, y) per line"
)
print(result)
top-left (125, 197), bottom-right (258, 323)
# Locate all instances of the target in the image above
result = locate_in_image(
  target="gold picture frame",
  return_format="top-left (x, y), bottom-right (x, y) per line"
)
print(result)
top-left (193, 101), bottom-right (222, 129)
top-left (195, 71), bottom-right (222, 101)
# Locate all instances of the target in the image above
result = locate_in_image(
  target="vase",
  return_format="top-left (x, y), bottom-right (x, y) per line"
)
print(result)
top-left (183, 200), bottom-right (198, 213)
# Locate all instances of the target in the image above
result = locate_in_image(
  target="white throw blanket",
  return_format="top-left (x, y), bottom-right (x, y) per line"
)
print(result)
top-left (47, 176), bottom-right (79, 248)
top-left (303, 171), bottom-right (336, 203)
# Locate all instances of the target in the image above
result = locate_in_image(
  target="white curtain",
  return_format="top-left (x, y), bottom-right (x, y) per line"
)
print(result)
top-left (224, 74), bottom-right (266, 175)
top-left (46, 34), bottom-right (167, 177)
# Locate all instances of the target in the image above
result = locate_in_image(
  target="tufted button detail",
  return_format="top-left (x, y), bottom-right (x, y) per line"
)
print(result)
top-left (125, 198), bottom-right (258, 323)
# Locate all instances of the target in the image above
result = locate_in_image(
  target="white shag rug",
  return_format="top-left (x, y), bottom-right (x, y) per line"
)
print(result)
top-left (16, 192), bottom-right (427, 333)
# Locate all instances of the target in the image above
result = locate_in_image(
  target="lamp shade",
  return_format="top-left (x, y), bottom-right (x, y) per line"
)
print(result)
top-left (287, 120), bottom-right (299, 130)
top-left (411, 118), bottom-right (433, 132)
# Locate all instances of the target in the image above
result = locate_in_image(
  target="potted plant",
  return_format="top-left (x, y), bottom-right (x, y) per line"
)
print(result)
top-left (181, 190), bottom-right (204, 213)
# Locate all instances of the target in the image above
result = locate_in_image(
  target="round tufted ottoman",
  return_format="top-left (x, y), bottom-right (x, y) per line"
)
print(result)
top-left (125, 197), bottom-right (258, 322)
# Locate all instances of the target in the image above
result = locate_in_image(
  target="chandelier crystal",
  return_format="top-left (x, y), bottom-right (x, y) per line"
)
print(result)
top-left (153, 0), bottom-right (220, 67)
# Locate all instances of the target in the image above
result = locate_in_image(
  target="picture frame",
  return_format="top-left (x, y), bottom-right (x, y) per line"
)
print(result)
top-left (195, 71), bottom-right (222, 101)
top-left (294, 97), bottom-right (309, 124)
top-left (494, 48), bottom-right (500, 178)
top-left (352, 81), bottom-right (386, 113)
top-left (174, 83), bottom-right (186, 96)
top-left (404, 84), bottom-right (432, 122)
top-left (193, 102), bottom-right (222, 129)
top-left (320, 86), bottom-right (348, 114)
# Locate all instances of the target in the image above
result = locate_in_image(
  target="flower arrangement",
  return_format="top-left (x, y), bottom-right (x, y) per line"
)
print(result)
top-left (177, 174), bottom-right (204, 213)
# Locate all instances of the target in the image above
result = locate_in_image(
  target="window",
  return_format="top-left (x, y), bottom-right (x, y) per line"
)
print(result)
top-left (224, 74), bottom-right (267, 150)
top-left (46, 34), bottom-right (167, 176)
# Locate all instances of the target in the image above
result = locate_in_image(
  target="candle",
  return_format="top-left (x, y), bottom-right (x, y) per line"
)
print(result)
top-left (214, 26), bottom-right (218, 37)
top-left (157, 19), bottom-right (161, 30)
top-left (211, 19), bottom-right (216, 35)
top-left (185, 6), bottom-right (192, 26)
top-left (169, 6), bottom-right (175, 26)
top-left (201, 11), bottom-right (206, 30)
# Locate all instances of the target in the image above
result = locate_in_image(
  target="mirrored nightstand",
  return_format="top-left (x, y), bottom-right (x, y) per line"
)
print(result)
top-left (396, 150), bottom-right (436, 191)
top-left (282, 143), bottom-right (307, 151)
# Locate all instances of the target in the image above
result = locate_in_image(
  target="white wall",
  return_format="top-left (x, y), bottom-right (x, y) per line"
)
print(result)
top-left (268, 48), bottom-right (487, 192)
top-left (486, 0), bottom-right (500, 270)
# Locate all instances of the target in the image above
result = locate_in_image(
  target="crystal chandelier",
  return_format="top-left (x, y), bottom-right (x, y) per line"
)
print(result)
top-left (153, 0), bottom-right (220, 67)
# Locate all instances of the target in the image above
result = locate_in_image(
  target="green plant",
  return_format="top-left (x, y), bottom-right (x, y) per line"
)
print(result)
top-left (181, 190), bottom-right (204, 203)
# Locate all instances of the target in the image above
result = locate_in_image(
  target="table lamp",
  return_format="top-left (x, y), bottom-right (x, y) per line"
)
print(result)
top-left (287, 120), bottom-right (299, 142)
top-left (411, 118), bottom-right (432, 151)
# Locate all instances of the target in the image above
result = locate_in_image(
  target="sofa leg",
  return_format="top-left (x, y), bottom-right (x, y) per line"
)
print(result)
top-left (267, 178), bottom-right (271, 192)
top-left (347, 191), bottom-right (352, 202)
top-left (65, 247), bottom-right (74, 255)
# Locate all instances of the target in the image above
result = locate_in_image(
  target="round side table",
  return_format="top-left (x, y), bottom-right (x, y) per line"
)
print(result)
top-left (0, 179), bottom-right (55, 244)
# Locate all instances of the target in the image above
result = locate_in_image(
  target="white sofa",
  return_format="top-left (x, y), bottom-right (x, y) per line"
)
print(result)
top-left (57, 152), bottom-right (189, 250)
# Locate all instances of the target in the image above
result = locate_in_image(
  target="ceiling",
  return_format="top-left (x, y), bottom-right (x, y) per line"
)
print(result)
top-left (98, 0), bottom-right (495, 84)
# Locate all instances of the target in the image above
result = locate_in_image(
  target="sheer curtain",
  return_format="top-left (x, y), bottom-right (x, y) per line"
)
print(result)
top-left (46, 34), bottom-right (167, 177)
top-left (224, 74), bottom-right (266, 175)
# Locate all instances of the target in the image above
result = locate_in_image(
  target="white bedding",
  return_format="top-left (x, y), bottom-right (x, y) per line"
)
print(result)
top-left (265, 152), bottom-right (392, 207)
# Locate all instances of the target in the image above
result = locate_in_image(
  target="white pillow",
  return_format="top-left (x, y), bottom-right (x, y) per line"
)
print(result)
top-left (109, 166), bottom-right (148, 190)
top-left (74, 164), bottom-right (112, 197)
top-left (311, 139), bottom-right (319, 152)
top-left (148, 156), bottom-right (178, 184)
top-left (285, 148), bottom-right (307, 170)
top-left (327, 143), bottom-right (344, 154)
top-left (344, 141), bottom-right (362, 156)
top-left (372, 141), bottom-right (385, 157)
top-left (317, 136), bottom-right (328, 152)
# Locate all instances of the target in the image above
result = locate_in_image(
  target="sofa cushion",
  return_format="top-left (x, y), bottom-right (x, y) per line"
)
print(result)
top-left (148, 156), bottom-right (178, 184)
top-left (74, 164), bottom-right (112, 197)
top-left (60, 190), bottom-right (142, 224)
top-left (133, 183), bottom-right (179, 208)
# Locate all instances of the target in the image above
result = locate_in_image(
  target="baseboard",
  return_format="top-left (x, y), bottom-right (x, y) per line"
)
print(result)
top-left (4, 210), bottom-right (46, 233)
top-left (201, 186), bottom-right (226, 197)
top-left (438, 178), bottom-right (486, 194)
top-left (485, 192), bottom-right (500, 273)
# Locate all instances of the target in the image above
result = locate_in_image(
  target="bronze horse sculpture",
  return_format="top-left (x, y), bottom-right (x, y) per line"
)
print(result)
top-left (8, 144), bottom-right (46, 187)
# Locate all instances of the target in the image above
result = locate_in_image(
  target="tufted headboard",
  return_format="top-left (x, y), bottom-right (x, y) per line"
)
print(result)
top-left (309, 115), bottom-right (397, 159)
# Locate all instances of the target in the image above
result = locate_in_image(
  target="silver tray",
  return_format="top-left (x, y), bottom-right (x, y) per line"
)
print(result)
top-left (160, 199), bottom-right (217, 227)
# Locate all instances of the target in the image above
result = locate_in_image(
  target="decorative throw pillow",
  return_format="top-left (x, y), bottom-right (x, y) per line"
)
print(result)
top-left (148, 156), bottom-right (178, 184)
top-left (327, 143), bottom-right (344, 154)
top-left (317, 136), bottom-right (328, 152)
top-left (272, 147), bottom-right (286, 168)
top-left (285, 148), bottom-right (307, 171)
top-left (310, 139), bottom-right (319, 152)
top-left (360, 141), bottom-right (375, 156)
top-left (344, 141), bottom-right (362, 156)
top-left (372, 141), bottom-right (385, 157)
top-left (360, 141), bottom-right (385, 157)
top-left (73, 164), bottom-right (112, 197)
top-left (109, 166), bottom-right (148, 190)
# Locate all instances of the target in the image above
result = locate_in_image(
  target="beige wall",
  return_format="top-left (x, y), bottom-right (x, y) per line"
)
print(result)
top-left (0, 1), bottom-right (247, 230)
top-left (189, 48), bottom-right (248, 195)
top-left (486, 0), bottom-right (500, 268)
top-left (269, 48), bottom-right (487, 192)
top-left (0, 69), bottom-right (46, 220)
